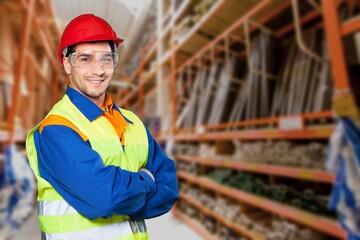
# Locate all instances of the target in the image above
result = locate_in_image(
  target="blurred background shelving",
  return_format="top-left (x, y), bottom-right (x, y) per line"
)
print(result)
top-left (1, 0), bottom-right (360, 239)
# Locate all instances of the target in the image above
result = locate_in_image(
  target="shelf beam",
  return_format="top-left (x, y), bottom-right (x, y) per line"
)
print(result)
top-left (342, 15), bottom-right (360, 36)
top-left (178, 110), bottom-right (333, 135)
top-left (175, 125), bottom-right (333, 141)
top-left (177, 155), bottom-right (335, 183)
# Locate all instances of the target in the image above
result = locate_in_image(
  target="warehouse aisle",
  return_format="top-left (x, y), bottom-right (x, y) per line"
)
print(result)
top-left (11, 210), bottom-right (202, 240)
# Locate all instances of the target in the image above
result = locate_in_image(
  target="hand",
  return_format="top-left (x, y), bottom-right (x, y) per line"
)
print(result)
top-left (139, 168), bottom-right (155, 182)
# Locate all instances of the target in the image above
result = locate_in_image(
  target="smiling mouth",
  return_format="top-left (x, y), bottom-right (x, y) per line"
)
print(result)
top-left (87, 79), bottom-right (105, 84)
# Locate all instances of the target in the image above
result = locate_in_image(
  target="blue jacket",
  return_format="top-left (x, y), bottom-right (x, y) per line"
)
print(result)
top-left (33, 87), bottom-right (179, 220)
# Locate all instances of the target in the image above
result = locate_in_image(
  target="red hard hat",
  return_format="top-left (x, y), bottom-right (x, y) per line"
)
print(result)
top-left (57, 14), bottom-right (124, 64)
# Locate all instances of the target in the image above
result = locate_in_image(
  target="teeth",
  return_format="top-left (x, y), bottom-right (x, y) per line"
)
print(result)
top-left (88, 80), bottom-right (103, 83)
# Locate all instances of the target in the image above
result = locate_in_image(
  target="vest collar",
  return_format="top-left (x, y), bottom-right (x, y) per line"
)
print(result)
top-left (65, 86), bottom-right (133, 124)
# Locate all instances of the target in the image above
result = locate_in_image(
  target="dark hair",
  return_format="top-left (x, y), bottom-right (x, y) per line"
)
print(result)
top-left (65, 40), bottom-right (115, 57)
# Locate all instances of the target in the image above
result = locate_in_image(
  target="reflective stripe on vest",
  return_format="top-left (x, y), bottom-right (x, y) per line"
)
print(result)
top-left (41, 220), bottom-right (147, 240)
top-left (26, 94), bottom-right (149, 240)
top-left (38, 200), bottom-right (77, 216)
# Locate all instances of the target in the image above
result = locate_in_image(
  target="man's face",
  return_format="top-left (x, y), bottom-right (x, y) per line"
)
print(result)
top-left (63, 42), bottom-right (115, 106)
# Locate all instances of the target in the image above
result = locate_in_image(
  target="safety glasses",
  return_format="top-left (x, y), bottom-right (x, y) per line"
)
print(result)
top-left (68, 51), bottom-right (118, 69)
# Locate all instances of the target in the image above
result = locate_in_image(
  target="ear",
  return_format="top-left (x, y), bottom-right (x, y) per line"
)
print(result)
top-left (63, 57), bottom-right (72, 75)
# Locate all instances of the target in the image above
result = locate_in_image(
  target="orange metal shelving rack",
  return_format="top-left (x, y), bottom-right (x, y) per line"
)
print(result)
top-left (0, 0), bottom-right (62, 144)
top-left (119, 0), bottom-right (360, 239)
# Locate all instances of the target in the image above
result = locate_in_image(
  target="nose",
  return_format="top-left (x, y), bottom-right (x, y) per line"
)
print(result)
top-left (90, 60), bottom-right (105, 75)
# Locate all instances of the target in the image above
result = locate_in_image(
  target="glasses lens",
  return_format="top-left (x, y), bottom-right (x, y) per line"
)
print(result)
top-left (70, 51), bottom-right (118, 69)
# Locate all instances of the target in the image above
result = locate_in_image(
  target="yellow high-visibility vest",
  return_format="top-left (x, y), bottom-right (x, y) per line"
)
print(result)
top-left (26, 94), bottom-right (149, 240)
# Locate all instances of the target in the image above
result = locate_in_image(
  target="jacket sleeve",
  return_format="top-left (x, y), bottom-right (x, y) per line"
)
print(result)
top-left (34, 125), bottom-right (156, 220)
top-left (131, 128), bottom-right (179, 220)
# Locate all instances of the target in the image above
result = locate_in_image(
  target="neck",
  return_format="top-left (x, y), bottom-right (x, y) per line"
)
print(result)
top-left (91, 94), bottom-right (106, 108)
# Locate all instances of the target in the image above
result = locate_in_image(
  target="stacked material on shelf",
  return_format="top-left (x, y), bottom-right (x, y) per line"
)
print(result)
top-left (229, 30), bottom-right (278, 123)
top-left (327, 118), bottom-right (360, 239)
top-left (179, 200), bottom-right (198, 219)
top-left (177, 63), bottom-right (220, 129)
top-left (271, 29), bottom-right (332, 116)
top-left (204, 217), bottom-right (216, 233)
top-left (219, 226), bottom-right (247, 240)
top-left (207, 168), bottom-right (232, 184)
top-left (173, 143), bottom-right (199, 156)
top-left (177, 54), bottom-right (246, 129)
top-left (0, 145), bottom-right (35, 238)
top-left (177, 161), bottom-right (198, 175)
top-left (198, 143), bottom-right (215, 159)
top-left (194, 64), bottom-right (218, 127)
top-left (174, 16), bottom-right (195, 43)
top-left (194, 0), bottom-right (217, 15)
top-left (173, 143), bottom-right (189, 155)
top-left (176, 68), bottom-right (196, 128)
top-left (205, 169), bottom-right (335, 217)
top-left (214, 197), bottom-right (243, 223)
top-left (182, 67), bottom-right (208, 128)
top-left (263, 218), bottom-right (328, 240)
top-left (207, 55), bottom-right (245, 125)
top-left (174, 0), bottom-right (217, 43)
top-left (232, 141), bottom-right (326, 169)
top-left (177, 140), bottom-right (327, 169)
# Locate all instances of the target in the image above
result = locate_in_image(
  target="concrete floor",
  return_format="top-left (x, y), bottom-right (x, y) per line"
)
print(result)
top-left (10, 210), bottom-right (202, 240)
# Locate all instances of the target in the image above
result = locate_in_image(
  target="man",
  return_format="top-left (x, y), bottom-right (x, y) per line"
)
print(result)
top-left (26, 14), bottom-right (179, 240)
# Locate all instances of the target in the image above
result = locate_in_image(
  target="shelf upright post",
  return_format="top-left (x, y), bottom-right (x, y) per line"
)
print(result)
top-left (139, 83), bottom-right (144, 120)
top-left (126, 76), bottom-right (131, 109)
top-left (137, 48), bottom-right (146, 120)
top-left (321, 0), bottom-right (360, 119)
top-left (51, 69), bottom-right (60, 106)
top-left (170, 7), bottom-right (178, 137)
top-left (50, 7), bottom-right (62, 106)
top-left (7, 0), bottom-right (35, 144)
top-left (156, 0), bottom-right (164, 121)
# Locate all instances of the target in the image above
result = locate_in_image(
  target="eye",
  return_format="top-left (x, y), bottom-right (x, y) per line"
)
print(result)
top-left (101, 56), bottom-right (113, 63)
top-left (78, 56), bottom-right (92, 62)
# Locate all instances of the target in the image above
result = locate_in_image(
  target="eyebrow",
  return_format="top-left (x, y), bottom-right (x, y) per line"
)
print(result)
top-left (77, 52), bottom-right (93, 57)
top-left (101, 52), bottom-right (113, 57)
top-left (77, 52), bottom-right (112, 56)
